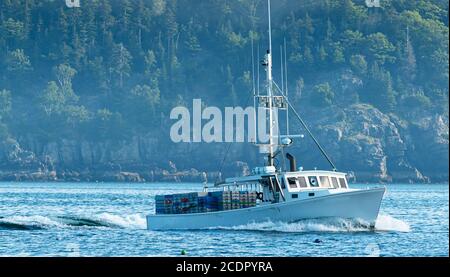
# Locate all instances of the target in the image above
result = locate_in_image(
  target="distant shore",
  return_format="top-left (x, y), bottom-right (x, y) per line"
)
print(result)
top-left (0, 168), bottom-right (447, 184)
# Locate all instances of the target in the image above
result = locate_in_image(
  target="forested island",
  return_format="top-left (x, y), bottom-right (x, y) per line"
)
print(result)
top-left (0, 0), bottom-right (448, 183)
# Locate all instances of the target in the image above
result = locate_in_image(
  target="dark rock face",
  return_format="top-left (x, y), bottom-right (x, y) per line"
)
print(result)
top-left (0, 75), bottom-right (448, 184)
top-left (403, 114), bottom-right (449, 181)
top-left (295, 104), bottom-right (447, 183)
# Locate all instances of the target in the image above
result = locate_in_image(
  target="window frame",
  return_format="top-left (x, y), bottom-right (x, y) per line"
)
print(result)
top-left (319, 176), bottom-right (332, 188)
top-left (297, 176), bottom-right (308, 188)
top-left (338, 177), bottom-right (347, 189)
top-left (331, 177), bottom-right (339, 189)
top-left (287, 177), bottom-right (298, 189)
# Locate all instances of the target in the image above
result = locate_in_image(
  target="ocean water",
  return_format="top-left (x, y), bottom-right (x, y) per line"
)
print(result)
top-left (0, 182), bottom-right (447, 257)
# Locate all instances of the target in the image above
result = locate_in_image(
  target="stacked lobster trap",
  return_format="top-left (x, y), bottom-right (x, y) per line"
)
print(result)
top-left (155, 190), bottom-right (259, 214)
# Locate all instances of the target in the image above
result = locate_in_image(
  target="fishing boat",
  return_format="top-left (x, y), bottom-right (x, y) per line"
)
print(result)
top-left (146, 0), bottom-right (385, 230)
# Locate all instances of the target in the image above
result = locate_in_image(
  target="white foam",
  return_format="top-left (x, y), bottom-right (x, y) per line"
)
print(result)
top-left (213, 218), bottom-right (369, 233)
top-left (0, 215), bottom-right (65, 228)
top-left (375, 214), bottom-right (411, 232)
top-left (212, 215), bottom-right (411, 233)
top-left (0, 213), bottom-right (147, 230)
top-left (94, 213), bottom-right (147, 229)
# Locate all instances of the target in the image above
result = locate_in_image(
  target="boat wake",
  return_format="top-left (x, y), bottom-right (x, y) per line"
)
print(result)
top-left (0, 213), bottom-right (409, 233)
top-left (210, 214), bottom-right (410, 233)
top-left (0, 213), bottom-right (147, 230)
top-left (0, 215), bottom-right (65, 230)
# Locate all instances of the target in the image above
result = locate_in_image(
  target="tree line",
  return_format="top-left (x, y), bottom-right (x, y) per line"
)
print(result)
top-left (0, 0), bottom-right (448, 144)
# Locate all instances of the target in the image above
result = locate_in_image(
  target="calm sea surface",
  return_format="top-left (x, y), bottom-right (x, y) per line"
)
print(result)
top-left (0, 182), bottom-right (448, 257)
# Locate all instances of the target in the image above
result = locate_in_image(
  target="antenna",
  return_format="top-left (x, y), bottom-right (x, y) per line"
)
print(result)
top-left (251, 37), bottom-right (256, 96)
top-left (257, 45), bottom-right (260, 96)
top-left (284, 37), bottom-right (289, 136)
top-left (280, 45), bottom-right (284, 94)
top-left (266, 0), bottom-right (274, 166)
top-left (268, 0), bottom-right (272, 55)
top-left (251, 36), bottom-right (257, 143)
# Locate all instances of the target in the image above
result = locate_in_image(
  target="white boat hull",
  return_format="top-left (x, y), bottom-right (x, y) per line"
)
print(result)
top-left (146, 187), bottom-right (385, 230)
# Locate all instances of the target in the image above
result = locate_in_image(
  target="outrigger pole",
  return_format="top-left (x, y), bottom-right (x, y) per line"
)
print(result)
top-left (266, 0), bottom-right (275, 167)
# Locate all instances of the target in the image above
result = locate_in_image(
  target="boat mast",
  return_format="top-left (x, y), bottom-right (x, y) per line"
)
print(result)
top-left (266, 0), bottom-right (275, 167)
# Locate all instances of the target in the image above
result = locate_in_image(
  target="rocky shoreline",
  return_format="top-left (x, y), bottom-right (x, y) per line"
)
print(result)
top-left (0, 162), bottom-right (447, 184)
top-left (1, 101), bottom-right (448, 184)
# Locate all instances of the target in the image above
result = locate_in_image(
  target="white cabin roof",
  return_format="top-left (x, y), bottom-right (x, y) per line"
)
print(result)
top-left (217, 170), bottom-right (347, 186)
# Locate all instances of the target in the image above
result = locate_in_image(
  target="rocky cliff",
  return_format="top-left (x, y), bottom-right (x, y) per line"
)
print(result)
top-left (1, 101), bottom-right (447, 183)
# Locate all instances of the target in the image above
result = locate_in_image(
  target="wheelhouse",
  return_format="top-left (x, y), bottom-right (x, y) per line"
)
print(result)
top-left (216, 169), bottom-right (350, 204)
top-left (281, 171), bottom-right (348, 192)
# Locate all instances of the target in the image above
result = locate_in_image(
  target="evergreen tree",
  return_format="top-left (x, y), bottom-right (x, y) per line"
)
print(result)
top-left (111, 43), bottom-right (132, 88)
top-left (6, 49), bottom-right (32, 73)
top-left (311, 82), bottom-right (334, 107)
top-left (362, 62), bottom-right (396, 112)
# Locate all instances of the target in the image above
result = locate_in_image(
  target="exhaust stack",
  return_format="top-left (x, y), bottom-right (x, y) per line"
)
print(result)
top-left (286, 153), bottom-right (297, 172)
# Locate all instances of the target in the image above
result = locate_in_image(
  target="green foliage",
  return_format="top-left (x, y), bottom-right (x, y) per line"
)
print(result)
top-left (331, 43), bottom-right (345, 64)
top-left (6, 49), bottom-right (32, 73)
top-left (0, 89), bottom-right (12, 118)
top-left (341, 30), bottom-right (364, 56)
top-left (89, 109), bottom-right (127, 141)
top-left (64, 105), bottom-right (91, 125)
top-left (41, 81), bottom-right (65, 115)
top-left (226, 32), bottom-right (247, 50)
top-left (131, 84), bottom-right (161, 108)
top-left (41, 64), bottom-right (79, 117)
top-left (111, 43), bottom-right (132, 88)
top-left (97, 108), bottom-right (113, 121)
top-left (362, 63), bottom-right (396, 112)
top-left (0, 0), bottom-right (446, 145)
top-left (53, 64), bottom-right (78, 101)
top-left (430, 48), bottom-right (449, 86)
top-left (401, 90), bottom-right (432, 109)
top-left (350, 55), bottom-right (368, 75)
top-left (1, 18), bottom-right (26, 42)
top-left (311, 82), bottom-right (334, 107)
top-left (365, 33), bottom-right (396, 65)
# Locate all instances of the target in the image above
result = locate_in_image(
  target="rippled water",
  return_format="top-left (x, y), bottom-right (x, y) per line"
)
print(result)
top-left (0, 182), bottom-right (447, 257)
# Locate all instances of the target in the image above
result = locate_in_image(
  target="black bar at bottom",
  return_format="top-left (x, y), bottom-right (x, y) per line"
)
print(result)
top-left (1, 257), bottom-right (449, 275)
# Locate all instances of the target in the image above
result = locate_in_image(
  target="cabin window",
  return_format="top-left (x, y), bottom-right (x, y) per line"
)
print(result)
top-left (291, 194), bottom-right (298, 199)
top-left (319, 176), bottom-right (331, 188)
top-left (298, 177), bottom-right (308, 188)
top-left (308, 176), bottom-right (319, 187)
top-left (331, 177), bottom-right (339, 189)
top-left (339, 178), bottom-right (347, 189)
top-left (287, 178), bottom-right (297, 189)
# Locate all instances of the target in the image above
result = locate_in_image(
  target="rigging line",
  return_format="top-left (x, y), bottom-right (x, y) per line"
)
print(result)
top-left (274, 111), bottom-right (287, 172)
top-left (280, 146), bottom-right (287, 172)
top-left (214, 89), bottom-right (255, 185)
top-left (272, 81), bottom-right (337, 171)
